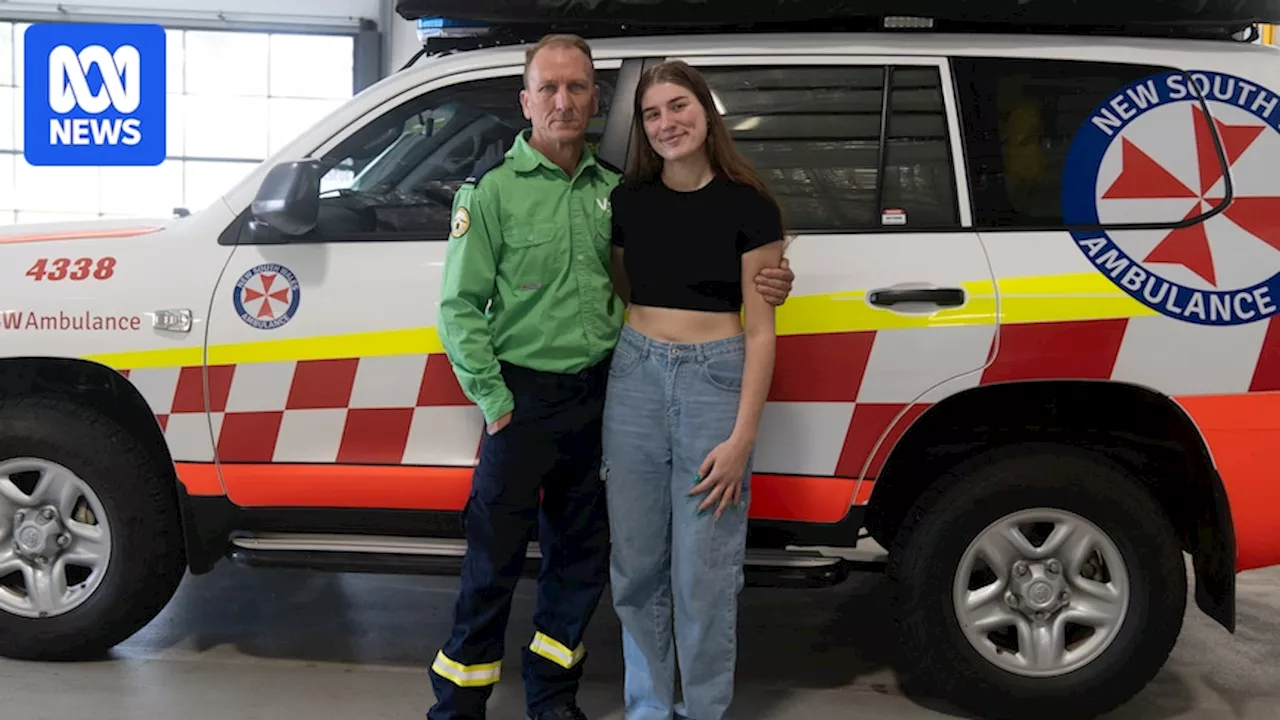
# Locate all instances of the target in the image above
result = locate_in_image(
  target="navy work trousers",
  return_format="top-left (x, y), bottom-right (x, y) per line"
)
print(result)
top-left (428, 358), bottom-right (612, 720)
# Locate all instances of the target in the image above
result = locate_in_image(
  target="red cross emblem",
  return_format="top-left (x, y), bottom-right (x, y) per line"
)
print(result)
top-left (1099, 105), bottom-right (1280, 288)
top-left (240, 272), bottom-right (292, 320)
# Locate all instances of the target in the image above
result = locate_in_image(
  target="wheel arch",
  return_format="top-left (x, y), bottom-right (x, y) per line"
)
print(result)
top-left (0, 356), bottom-right (223, 575)
top-left (865, 379), bottom-right (1236, 632)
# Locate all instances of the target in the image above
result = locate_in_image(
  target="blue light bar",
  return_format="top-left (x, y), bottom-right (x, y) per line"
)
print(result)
top-left (416, 16), bottom-right (491, 42)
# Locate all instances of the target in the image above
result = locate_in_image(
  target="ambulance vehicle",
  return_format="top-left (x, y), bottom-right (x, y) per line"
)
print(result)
top-left (3, 1), bottom-right (1280, 717)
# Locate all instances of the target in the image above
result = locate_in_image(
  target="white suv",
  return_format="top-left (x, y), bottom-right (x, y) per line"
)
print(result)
top-left (0, 7), bottom-right (1278, 719)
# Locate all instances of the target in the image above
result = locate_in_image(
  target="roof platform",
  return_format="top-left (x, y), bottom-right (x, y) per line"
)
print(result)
top-left (396, 0), bottom-right (1280, 45)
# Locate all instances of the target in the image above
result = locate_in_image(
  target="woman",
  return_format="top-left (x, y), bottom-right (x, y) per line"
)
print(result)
top-left (601, 59), bottom-right (787, 720)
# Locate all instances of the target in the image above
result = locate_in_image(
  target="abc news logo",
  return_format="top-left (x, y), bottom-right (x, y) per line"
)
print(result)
top-left (48, 44), bottom-right (143, 147)
top-left (23, 23), bottom-right (165, 167)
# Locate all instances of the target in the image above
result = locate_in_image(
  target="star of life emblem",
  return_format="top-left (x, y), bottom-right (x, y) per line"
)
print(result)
top-left (1062, 69), bottom-right (1280, 326)
top-left (233, 263), bottom-right (302, 330)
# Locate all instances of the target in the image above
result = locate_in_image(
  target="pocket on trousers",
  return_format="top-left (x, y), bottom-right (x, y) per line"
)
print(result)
top-left (608, 344), bottom-right (642, 379)
top-left (700, 353), bottom-right (744, 393)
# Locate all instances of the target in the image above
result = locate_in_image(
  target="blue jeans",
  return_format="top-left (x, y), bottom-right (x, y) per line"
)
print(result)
top-left (601, 324), bottom-right (752, 720)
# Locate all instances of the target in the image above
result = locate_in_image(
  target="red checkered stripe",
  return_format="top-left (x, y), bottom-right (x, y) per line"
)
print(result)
top-left (766, 313), bottom-right (1280, 482)
top-left (115, 314), bottom-right (1280, 490)
top-left (119, 354), bottom-right (484, 466)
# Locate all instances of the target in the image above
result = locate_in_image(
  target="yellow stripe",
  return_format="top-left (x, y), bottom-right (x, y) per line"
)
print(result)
top-left (88, 345), bottom-right (205, 370)
top-left (773, 291), bottom-right (998, 334)
top-left (992, 272), bottom-right (1155, 325)
top-left (431, 651), bottom-right (502, 688)
top-left (529, 632), bottom-right (585, 670)
top-left (204, 327), bottom-right (445, 365)
top-left (82, 272), bottom-right (1149, 371)
top-left (774, 271), bottom-right (1147, 333)
top-left (86, 327), bottom-right (446, 371)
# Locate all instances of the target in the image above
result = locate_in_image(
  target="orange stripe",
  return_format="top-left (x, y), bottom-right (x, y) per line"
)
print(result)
top-left (220, 464), bottom-right (474, 510)
top-left (1176, 392), bottom-right (1280, 572)
top-left (175, 462), bottom-right (225, 496)
top-left (177, 463), bottom-right (859, 523)
top-left (748, 474), bottom-right (859, 522)
top-left (853, 479), bottom-right (876, 506)
top-left (0, 225), bottom-right (163, 245)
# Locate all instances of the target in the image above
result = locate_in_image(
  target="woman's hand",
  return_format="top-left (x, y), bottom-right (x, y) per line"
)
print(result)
top-left (690, 436), bottom-right (753, 518)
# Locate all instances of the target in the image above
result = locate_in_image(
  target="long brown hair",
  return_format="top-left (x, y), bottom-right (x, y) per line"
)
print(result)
top-left (625, 60), bottom-right (787, 238)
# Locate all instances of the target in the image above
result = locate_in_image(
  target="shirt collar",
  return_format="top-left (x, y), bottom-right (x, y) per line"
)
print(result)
top-left (509, 129), bottom-right (601, 178)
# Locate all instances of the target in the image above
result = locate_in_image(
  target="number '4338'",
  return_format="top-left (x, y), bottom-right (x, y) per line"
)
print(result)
top-left (26, 257), bottom-right (117, 281)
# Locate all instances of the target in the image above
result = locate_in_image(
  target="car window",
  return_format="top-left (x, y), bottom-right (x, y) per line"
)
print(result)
top-left (303, 70), bottom-right (618, 242)
top-left (951, 57), bottom-right (1188, 229)
top-left (695, 63), bottom-right (959, 232)
top-left (881, 66), bottom-right (960, 228)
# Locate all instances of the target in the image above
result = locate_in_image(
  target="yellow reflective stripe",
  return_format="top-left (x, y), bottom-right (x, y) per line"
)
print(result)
top-left (204, 327), bottom-right (445, 366)
top-left (529, 631), bottom-right (585, 669)
top-left (776, 272), bottom-right (1145, 333)
top-left (992, 272), bottom-right (1155, 325)
top-left (431, 651), bottom-right (501, 687)
top-left (772, 291), bottom-right (998, 333)
top-left (84, 327), bottom-right (446, 371)
top-left (80, 272), bottom-right (1150, 372)
top-left (86, 345), bottom-right (204, 371)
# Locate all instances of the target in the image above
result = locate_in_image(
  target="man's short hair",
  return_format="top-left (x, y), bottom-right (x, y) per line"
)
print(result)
top-left (524, 33), bottom-right (595, 86)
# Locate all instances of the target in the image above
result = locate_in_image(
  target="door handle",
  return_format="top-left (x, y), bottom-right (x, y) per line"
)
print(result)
top-left (152, 308), bottom-right (193, 333)
top-left (867, 286), bottom-right (966, 308)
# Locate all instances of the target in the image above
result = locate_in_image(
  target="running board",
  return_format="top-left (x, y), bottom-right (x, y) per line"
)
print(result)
top-left (227, 533), bottom-right (884, 588)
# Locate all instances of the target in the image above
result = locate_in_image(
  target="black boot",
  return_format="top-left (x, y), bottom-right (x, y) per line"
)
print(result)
top-left (528, 703), bottom-right (588, 720)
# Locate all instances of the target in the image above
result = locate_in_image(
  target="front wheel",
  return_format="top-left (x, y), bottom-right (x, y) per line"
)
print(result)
top-left (891, 443), bottom-right (1187, 720)
top-left (0, 397), bottom-right (187, 660)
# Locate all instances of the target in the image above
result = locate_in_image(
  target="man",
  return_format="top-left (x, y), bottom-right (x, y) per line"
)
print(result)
top-left (430, 34), bottom-right (796, 720)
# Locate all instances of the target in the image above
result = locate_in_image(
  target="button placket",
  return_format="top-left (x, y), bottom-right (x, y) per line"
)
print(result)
top-left (568, 184), bottom-right (593, 346)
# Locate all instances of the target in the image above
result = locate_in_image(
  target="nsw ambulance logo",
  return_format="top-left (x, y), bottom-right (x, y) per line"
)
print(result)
top-left (233, 263), bottom-right (301, 330)
top-left (1062, 70), bottom-right (1280, 326)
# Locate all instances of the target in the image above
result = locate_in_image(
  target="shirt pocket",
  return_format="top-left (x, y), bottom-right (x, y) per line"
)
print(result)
top-left (501, 222), bottom-right (562, 292)
top-left (594, 212), bottom-right (614, 264)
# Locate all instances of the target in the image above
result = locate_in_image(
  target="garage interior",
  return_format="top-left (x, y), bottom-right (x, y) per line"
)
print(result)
top-left (1, 1), bottom-right (1280, 718)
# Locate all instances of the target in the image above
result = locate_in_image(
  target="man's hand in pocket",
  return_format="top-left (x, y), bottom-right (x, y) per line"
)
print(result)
top-left (487, 412), bottom-right (513, 436)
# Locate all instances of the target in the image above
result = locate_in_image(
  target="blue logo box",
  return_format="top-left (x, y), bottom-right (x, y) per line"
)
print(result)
top-left (23, 22), bottom-right (166, 167)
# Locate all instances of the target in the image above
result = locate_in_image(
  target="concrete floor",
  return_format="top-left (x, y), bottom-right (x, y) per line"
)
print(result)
top-left (2, 559), bottom-right (1280, 720)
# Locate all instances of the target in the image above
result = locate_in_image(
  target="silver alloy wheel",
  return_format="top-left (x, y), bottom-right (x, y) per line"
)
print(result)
top-left (0, 458), bottom-right (112, 619)
top-left (952, 507), bottom-right (1130, 677)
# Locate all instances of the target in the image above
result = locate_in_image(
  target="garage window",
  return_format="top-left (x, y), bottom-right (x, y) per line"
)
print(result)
top-left (0, 21), bottom-right (358, 225)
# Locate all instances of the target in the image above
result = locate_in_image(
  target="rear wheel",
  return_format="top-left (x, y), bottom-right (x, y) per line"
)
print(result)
top-left (892, 443), bottom-right (1186, 720)
top-left (0, 397), bottom-right (186, 660)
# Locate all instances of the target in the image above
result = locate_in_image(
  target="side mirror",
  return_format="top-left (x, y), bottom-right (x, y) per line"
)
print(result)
top-left (250, 161), bottom-right (321, 236)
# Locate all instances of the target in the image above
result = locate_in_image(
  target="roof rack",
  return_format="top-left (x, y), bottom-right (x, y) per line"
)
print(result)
top-left (397, 0), bottom-right (1280, 24)
top-left (394, 0), bottom-right (1280, 67)
top-left (399, 19), bottom-right (1265, 69)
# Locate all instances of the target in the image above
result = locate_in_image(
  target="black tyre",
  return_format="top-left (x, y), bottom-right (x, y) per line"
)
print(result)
top-left (891, 442), bottom-right (1186, 720)
top-left (0, 397), bottom-right (187, 660)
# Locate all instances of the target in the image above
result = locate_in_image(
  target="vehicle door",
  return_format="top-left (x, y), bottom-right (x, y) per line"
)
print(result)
top-left (949, 56), bottom-right (1248, 393)
top-left (658, 52), bottom-right (998, 516)
top-left (201, 61), bottom-right (628, 510)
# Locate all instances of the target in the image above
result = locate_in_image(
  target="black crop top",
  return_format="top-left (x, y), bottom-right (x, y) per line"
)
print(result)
top-left (610, 173), bottom-right (784, 313)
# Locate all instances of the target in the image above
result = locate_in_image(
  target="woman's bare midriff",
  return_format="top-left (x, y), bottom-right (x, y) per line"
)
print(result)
top-left (626, 304), bottom-right (743, 344)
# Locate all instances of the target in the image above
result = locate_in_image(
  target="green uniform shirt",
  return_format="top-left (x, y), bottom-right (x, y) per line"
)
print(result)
top-left (437, 130), bottom-right (625, 424)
